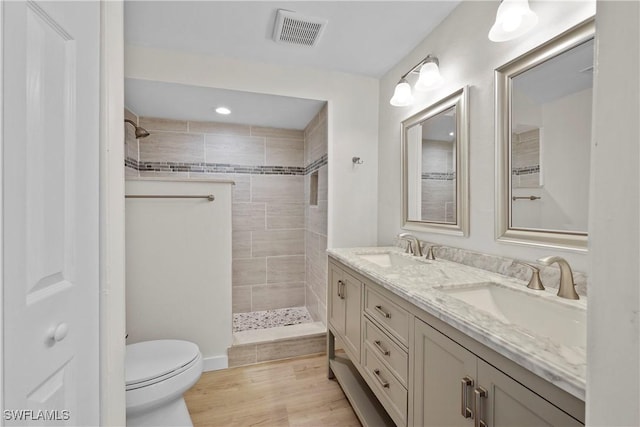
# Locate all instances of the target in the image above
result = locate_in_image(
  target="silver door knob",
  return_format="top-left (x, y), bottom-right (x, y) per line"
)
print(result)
top-left (48, 323), bottom-right (69, 342)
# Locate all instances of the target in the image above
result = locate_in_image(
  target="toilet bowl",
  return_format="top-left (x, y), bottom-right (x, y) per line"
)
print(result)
top-left (126, 340), bottom-right (203, 427)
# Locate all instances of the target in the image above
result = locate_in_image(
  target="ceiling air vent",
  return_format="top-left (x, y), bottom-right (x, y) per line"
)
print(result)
top-left (272, 9), bottom-right (327, 48)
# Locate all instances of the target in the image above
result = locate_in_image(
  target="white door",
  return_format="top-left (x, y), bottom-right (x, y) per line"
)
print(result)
top-left (2, 1), bottom-right (100, 425)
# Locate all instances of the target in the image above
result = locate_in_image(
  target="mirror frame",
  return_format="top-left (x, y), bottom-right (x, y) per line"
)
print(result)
top-left (495, 19), bottom-right (594, 252)
top-left (401, 87), bottom-right (469, 236)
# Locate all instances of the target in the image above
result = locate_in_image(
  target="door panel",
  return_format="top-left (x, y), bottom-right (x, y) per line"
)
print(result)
top-left (343, 271), bottom-right (362, 362)
top-left (3, 1), bottom-right (100, 425)
top-left (413, 318), bottom-right (475, 427)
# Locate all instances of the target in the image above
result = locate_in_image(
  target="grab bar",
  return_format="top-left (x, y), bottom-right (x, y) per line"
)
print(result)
top-left (512, 196), bottom-right (541, 201)
top-left (126, 194), bottom-right (215, 201)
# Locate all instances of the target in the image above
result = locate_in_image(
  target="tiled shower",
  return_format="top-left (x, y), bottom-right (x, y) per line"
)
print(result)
top-left (125, 104), bottom-right (328, 340)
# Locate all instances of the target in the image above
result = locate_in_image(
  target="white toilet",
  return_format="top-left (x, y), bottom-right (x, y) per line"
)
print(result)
top-left (126, 340), bottom-right (203, 427)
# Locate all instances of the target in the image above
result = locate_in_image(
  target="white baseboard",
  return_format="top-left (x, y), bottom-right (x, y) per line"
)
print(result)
top-left (202, 355), bottom-right (228, 372)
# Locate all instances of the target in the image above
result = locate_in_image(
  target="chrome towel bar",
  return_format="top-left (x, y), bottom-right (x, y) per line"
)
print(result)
top-left (125, 194), bottom-right (215, 201)
top-left (512, 195), bottom-right (541, 201)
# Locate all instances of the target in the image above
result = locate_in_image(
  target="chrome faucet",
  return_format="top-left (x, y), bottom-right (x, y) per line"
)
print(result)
top-left (397, 233), bottom-right (423, 257)
top-left (537, 256), bottom-right (579, 300)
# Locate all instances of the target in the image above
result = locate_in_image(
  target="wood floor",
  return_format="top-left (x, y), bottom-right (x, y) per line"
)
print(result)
top-left (184, 353), bottom-right (361, 427)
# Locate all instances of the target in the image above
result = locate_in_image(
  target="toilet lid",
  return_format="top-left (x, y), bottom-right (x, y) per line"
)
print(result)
top-left (126, 340), bottom-right (200, 387)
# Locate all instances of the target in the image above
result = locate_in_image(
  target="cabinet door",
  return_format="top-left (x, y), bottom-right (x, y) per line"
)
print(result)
top-left (476, 359), bottom-right (582, 427)
top-left (343, 271), bottom-right (362, 362)
top-left (328, 263), bottom-right (346, 336)
top-left (413, 319), bottom-right (476, 427)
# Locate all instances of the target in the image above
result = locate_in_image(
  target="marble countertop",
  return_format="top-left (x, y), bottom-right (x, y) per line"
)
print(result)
top-left (328, 246), bottom-right (587, 400)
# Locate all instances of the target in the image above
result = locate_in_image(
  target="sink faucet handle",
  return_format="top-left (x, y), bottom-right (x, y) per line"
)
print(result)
top-left (425, 245), bottom-right (440, 260)
top-left (517, 262), bottom-right (545, 291)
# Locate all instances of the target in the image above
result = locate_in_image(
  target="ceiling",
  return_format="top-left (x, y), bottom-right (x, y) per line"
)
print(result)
top-left (124, 1), bottom-right (460, 78)
top-left (125, 78), bottom-right (325, 129)
top-left (124, 1), bottom-right (460, 128)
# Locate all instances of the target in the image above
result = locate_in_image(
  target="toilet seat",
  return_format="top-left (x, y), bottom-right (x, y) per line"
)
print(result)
top-left (126, 340), bottom-right (200, 391)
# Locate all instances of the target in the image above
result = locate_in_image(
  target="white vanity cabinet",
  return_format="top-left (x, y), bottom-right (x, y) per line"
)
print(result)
top-left (414, 319), bottom-right (582, 427)
top-left (327, 257), bottom-right (585, 427)
top-left (328, 262), bottom-right (362, 363)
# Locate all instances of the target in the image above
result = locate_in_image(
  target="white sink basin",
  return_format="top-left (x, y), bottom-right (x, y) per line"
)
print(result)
top-left (356, 252), bottom-right (424, 268)
top-left (443, 283), bottom-right (586, 348)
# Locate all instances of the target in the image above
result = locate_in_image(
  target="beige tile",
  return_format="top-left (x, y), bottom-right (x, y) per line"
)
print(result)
top-left (317, 165), bottom-right (328, 202)
top-left (251, 282), bottom-right (305, 311)
top-left (267, 255), bottom-right (305, 283)
top-left (232, 203), bottom-right (266, 231)
top-left (251, 126), bottom-right (304, 139)
top-left (256, 335), bottom-right (325, 362)
top-left (306, 289), bottom-right (320, 321)
top-left (125, 132), bottom-right (138, 160)
top-left (205, 134), bottom-right (265, 165)
top-left (125, 166), bottom-right (138, 178)
top-left (266, 202), bottom-right (305, 229)
top-left (304, 119), bottom-right (327, 166)
top-left (252, 229), bottom-right (305, 257)
top-left (233, 258), bottom-right (266, 286)
top-left (139, 117), bottom-right (188, 132)
top-left (138, 171), bottom-right (189, 178)
top-left (317, 301), bottom-right (327, 325)
top-left (188, 173), bottom-right (250, 201)
top-left (307, 200), bottom-right (327, 236)
top-left (251, 175), bottom-right (304, 203)
top-left (266, 138), bottom-right (304, 167)
top-left (232, 286), bottom-right (252, 313)
top-left (233, 231), bottom-right (252, 259)
top-left (139, 131), bottom-right (204, 163)
top-left (124, 108), bottom-right (138, 123)
top-left (189, 121), bottom-right (251, 136)
top-left (228, 344), bottom-right (257, 367)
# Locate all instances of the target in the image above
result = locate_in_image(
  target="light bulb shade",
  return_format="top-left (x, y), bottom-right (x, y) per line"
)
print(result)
top-left (414, 60), bottom-right (443, 91)
top-left (489, 0), bottom-right (538, 42)
top-left (390, 79), bottom-right (414, 106)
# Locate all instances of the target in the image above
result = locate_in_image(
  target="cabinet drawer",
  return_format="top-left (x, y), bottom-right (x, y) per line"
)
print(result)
top-left (363, 346), bottom-right (407, 427)
top-left (365, 287), bottom-right (410, 347)
top-left (364, 318), bottom-right (408, 387)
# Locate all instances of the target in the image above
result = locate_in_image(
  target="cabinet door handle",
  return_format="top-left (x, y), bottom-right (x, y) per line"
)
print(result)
top-left (374, 305), bottom-right (391, 318)
top-left (373, 369), bottom-right (390, 388)
top-left (337, 280), bottom-right (345, 299)
top-left (373, 340), bottom-right (390, 356)
top-left (474, 387), bottom-right (488, 427)
top-left (460, 376), bottom-right (474, 419)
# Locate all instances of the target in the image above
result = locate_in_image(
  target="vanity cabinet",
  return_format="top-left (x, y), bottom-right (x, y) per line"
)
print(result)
top-left (414, 319), bottom-right (582, 427)
top-left (327, 257), bottom-right (585, 427)
top-left (328, 262), bottom-right (362, 362)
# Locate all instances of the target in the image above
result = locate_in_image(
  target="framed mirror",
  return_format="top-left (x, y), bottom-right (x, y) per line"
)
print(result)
top-left (402, 87), bottom-right (469, 236)
top-left (496, 19), bottom-right (594, 251)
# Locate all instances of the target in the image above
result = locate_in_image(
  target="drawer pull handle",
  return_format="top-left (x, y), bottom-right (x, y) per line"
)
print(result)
top-left (337, 280), bottom-right (345, 299)
top-left (474, 387), bottom-right (488, 427)
top-left (373, 369), bottom-right (390, 388)
top-left (373, 340), bottom-right (390, 356)
top-left (460, 376), bottom-right (474, 419)
top-left (374, 305), bottom-right (391, 318)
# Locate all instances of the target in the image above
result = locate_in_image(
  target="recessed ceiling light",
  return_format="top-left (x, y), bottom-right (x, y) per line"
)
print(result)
top-left (215, 107), bottom-right (231, 115)
top-left (449, 132), bottom-right (455, 136)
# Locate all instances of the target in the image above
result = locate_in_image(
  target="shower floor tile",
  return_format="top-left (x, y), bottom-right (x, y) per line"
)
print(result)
top-left (233, 307), bottom-right (313, 333)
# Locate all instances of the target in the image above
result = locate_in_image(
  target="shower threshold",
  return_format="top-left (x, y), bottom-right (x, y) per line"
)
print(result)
top-left (232, 306), bottom-right (325, 346)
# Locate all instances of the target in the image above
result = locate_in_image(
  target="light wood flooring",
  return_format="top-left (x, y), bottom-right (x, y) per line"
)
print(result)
top-left (184, 353), bottom-right (361, 427)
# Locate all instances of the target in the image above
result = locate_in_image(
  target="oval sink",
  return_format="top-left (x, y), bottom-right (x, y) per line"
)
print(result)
top-left (356, 252), bottom-right (425, 268)
top-left (442, 283), bottom-right (586, 348)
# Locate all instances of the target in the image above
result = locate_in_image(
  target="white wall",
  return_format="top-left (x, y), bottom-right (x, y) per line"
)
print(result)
top-left (377, 1), bottom-right (595, 272)
top-left (124, 46), bottom-right (380, 249)
top-left (125, 180), bottom-right (233, 370)
top-left (587, 1), bottom-right (639, 425)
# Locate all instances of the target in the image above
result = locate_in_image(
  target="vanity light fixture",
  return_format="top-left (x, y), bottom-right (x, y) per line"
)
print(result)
top-left (489, 0), bottom-right (538, 42)
top-left (215, 106), bottom-right (231, 115)
top-left (390, 54), bottom-right (443, 107)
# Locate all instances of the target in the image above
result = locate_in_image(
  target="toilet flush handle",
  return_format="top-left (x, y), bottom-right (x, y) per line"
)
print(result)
top-left (48, 323), bottom-right (69, 343)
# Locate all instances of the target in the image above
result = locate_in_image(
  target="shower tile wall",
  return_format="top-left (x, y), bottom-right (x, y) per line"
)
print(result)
top-left (124, 109), bottom-right (312, 315)
top-left (304, 106), bottom-right (328, 324)
top-left (421, 139), bottom-right (456, 223)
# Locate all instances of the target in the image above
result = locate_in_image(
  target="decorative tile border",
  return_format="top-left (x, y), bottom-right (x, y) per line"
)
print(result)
top-left (512, 165), bottom-right (540, 176)
top-left (421, 172), bottom-right (456, 181)
top-left (125, 153), bottom-right (328, 176)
